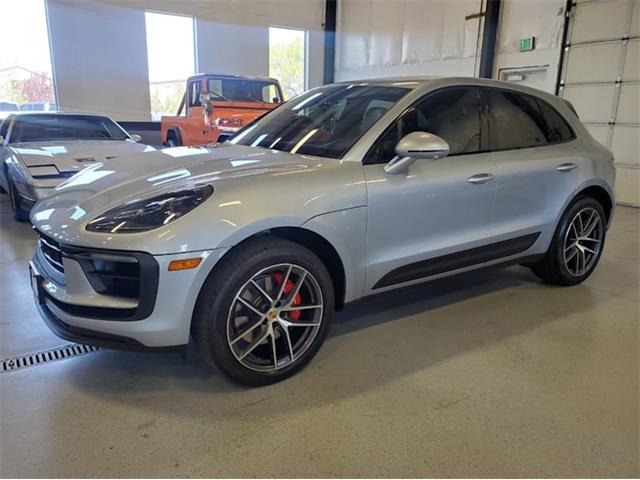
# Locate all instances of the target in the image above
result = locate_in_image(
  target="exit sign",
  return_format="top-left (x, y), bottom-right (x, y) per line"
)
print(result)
top-left (519, 36), bottom-right (535, 51)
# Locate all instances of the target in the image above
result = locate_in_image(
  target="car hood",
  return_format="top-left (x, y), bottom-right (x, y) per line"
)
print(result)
top-left (11, 140), bottom-right (155, 173)
top-left (30, 143), bottom-right (364, 253)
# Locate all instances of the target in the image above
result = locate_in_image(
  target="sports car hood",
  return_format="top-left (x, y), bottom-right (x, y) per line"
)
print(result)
top-left (11, 140), bottom-right (155, 174)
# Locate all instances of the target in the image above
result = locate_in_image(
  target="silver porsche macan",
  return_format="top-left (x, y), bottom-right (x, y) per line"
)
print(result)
top-left (28, 77), bottom-right (615, 385)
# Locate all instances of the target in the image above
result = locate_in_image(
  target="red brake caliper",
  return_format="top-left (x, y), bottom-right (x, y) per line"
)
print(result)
top-left (273, 272), bottom-right (302, 320)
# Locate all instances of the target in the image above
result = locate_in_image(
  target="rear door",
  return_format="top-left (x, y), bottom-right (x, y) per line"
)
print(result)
top-left (484, 87), bottom-right (580, 247)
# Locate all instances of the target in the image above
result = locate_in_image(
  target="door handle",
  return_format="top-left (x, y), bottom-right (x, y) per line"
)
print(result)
top-left (556, 162), bottom-right (577, 172)
top-left (467, 173), bottom-right (495, 185)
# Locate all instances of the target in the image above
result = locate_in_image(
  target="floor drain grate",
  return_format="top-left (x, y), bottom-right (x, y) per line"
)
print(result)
top-left (1, 344), bottom-right (100, 373)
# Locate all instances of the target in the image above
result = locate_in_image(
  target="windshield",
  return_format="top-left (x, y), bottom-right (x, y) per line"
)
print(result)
top-left (9, 114), bottom-right (129, 143)
top-left (207, 78), bottom-right (281, 103)
top-left (229, 85), bottom-right (410, 159)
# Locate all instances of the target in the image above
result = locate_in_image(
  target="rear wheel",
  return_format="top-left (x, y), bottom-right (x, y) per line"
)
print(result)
top-left (165, 130), bottom-right (180, 147)
top-left (531, 196), bottom-right (606, 285)
top-left (194, 238), bottom-right (334, 386)
top-left (7, 173), bottom-right (30, 222)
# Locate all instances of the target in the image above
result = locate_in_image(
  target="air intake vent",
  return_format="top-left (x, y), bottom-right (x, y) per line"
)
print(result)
top-left (1, 344), bottom-right (99, 373)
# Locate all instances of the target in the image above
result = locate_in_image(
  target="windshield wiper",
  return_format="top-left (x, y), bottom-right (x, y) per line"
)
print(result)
top-left (208, 91), bottom-right (231, 102)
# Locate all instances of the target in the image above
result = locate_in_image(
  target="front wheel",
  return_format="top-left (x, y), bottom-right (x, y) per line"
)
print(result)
top-left (8, 174), bottom-right (30, 222)
top-left (531, 196), bottom-right (606, 285)
top-left (194, 238), bottom-right (334, 386)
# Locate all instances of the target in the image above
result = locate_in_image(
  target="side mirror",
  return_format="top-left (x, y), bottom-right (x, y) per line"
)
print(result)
top-left (199, 92), bottom-right (214, 112)
top-left (384, 132), bottom-right (450, 175)
top-left (130, 134), bottom-right (142, 143)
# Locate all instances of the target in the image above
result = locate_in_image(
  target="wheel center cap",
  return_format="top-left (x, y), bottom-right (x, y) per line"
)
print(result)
top-left (268, 309), bottom-right (278, 320)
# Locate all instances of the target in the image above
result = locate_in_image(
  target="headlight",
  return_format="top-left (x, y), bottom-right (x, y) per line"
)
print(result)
top-left (86, 185), bottom-right (213, 233)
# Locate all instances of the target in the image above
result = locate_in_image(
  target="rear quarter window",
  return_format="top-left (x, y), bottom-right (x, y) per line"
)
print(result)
top-left (536, 99), bottom-right (576, 143)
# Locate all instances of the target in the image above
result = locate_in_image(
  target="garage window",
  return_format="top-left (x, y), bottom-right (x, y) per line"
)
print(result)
top-left (0, 0), bottom-right (56, 110)
top-left (269, 27), bottom-right (306, 100)
top-left (145, 11), bottom-right (196, 120)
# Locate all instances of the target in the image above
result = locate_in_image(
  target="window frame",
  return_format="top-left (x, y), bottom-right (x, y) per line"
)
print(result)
top-left (0, 115), bottom-right (13, 141)
top-left (479, 86), bottom-right (577, 154)
top-left (363, 86), bottom-right (488, 166)
top-left (363, 85), bottom-right (578, 166)
top-left (188, 79), bottom-right (201, 108)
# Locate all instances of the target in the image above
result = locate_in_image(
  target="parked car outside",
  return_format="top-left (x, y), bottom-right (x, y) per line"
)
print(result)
top-left (29, 77), bottom-right (614, 385)
top-left (0, 102), bottom-right (20, 120)
top-left (0, 112), bottom-right (155, 220)
top-left (161, 73), bottom-right (283, 146)
top-left (20, 102), bottom-right (57, 112)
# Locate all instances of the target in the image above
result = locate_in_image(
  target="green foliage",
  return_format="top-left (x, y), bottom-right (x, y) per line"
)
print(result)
top-left (149, 82), bottom-right (184, 120)
top-left (270, 36), bottom-right (305, 100)
top-left (0, 71), bottom-right (53, 105)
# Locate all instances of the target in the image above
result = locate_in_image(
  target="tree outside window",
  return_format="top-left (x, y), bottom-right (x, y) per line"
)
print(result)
top-left (269, 27), bottom-right (306, 100)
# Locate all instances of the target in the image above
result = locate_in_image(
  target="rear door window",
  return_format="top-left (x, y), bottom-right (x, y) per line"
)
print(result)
top-left (483, 89), bottom-right (549, 151)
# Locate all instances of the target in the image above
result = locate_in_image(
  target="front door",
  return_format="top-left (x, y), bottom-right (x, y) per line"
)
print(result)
top-left (363, 87), bottom-right (498, 292)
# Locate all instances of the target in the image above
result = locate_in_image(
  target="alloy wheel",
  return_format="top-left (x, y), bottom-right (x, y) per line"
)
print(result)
top-left (563, 207), bottom-right (603, 277)
top-left (226, 263), bottom-right (324, 372)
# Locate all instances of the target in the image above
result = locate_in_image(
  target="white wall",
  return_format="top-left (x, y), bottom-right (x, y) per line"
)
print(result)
top-left (47, 0), bottom-right (152, 120)
top-left (335, 0), bottom-right (566, 93)
top-left (46, 0), bottom-right (326, 119)
top-left (335, 0), bottom-right (483, 81)
top-left (196, 21), bottom-right (269, 77)
top-left (494, 0), bottom-right (565, 92)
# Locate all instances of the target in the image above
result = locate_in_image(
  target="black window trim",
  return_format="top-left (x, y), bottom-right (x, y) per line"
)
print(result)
top-left (362, 84), bottom-right (578, 166)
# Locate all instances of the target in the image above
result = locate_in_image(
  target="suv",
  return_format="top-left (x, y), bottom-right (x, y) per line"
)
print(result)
top-left (161, 73), bottom-right (284, 146)
top-left (30, 77), bottom-right (614, 386)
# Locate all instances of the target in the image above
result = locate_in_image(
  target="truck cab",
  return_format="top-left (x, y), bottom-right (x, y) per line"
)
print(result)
top-left (161, 74), bottom-right (284, 147)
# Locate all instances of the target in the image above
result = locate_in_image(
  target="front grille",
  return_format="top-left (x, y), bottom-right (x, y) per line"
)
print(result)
top-left (39, 234), bottom-right (64, 273)
top-left (37, 234), bottom-right (66, 285)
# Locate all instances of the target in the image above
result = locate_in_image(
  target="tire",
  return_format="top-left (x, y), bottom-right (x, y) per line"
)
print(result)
top-left (165, 130), bottom-right (180, 147)
top-left (193, 237), bottom-right (334, 386)
top-left (530, 195), bottom-right (607, 286)
top-left (7, 173), bottom-right (30, 222)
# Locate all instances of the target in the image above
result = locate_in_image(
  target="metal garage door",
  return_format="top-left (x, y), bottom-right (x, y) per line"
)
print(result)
top-left (558, 0), bottom-right (639, 206)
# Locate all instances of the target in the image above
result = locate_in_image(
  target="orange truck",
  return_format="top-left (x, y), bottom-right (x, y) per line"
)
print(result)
top-left (161, 73), bottom-right (284, 146)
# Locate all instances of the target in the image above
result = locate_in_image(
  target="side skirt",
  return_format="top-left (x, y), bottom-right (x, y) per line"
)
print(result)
top-left (372, 232), bottom-right (541, 290)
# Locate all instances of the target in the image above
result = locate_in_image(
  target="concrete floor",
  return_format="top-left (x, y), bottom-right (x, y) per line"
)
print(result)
top-left (0, 194), bottom-right (638, 478)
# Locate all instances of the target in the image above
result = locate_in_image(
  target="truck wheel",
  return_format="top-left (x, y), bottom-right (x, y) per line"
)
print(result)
top-left (165, 130), bottom-right (181, 147)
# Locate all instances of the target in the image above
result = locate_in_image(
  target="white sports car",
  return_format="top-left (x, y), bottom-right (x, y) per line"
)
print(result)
top-left (0, 112), bottom-right (155, 220)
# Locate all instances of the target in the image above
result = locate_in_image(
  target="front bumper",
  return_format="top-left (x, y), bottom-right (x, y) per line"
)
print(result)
top-left (30, 233), bottom-right (228, 348)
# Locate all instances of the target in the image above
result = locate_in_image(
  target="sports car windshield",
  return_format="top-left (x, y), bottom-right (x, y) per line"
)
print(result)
top-left (230, 85), bottom-right (410, 159)
top-left (9, 114), bottom-right (129, 143)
